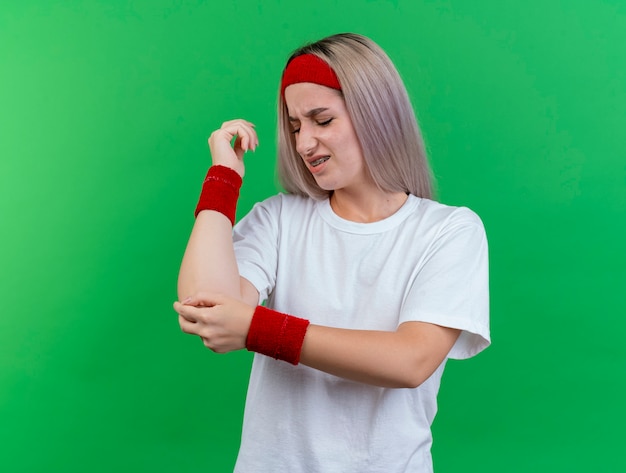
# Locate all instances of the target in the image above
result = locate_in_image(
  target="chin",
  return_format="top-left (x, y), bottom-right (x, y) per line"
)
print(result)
top-left (313, 179), bottom-right (340, 192)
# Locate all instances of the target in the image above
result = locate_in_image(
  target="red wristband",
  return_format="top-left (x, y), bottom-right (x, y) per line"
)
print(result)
top-left (246, 306), bottom-right (310, 365)
top-left (194, 165), bottom-right (243, 225)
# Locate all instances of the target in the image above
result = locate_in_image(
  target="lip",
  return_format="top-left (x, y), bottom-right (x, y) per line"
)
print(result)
top-left (306, 155), bottom-right (330, 174)
top-left (306, 154), bottom-right (330, 174)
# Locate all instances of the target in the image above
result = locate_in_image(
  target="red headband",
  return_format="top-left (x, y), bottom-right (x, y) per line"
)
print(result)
top-left (280, 54), bottom-right (341, 97)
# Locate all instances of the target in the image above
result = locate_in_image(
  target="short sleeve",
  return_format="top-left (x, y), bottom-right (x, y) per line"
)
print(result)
top-left (399, 208), bottom-right (490, 359)
top-left (233, 196), bottom-right (282, 305)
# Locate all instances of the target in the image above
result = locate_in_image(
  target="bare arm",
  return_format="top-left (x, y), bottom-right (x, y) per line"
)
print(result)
top-left (176, 119), bottom-right (260, 306)
top-left (177, 211), bottom-right (243, 300)
top-left (300, 322), bottom-right (460, 388)
top-left (174, 294), bottom-right (460, 388)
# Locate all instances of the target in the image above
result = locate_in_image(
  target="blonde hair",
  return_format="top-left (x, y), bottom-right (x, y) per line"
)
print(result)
top-left (277, 33), bottom-right (434, 200)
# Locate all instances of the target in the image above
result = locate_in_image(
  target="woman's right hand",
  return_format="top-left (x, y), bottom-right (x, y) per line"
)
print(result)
top-left (208, 119), bottom-right (258, 178)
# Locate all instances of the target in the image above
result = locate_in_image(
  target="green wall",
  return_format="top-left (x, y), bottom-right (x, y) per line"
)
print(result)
top-left (1, 1), bottom-right (624, 471)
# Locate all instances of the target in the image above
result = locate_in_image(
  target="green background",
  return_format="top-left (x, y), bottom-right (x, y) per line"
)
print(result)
top-left (1, 1), bottom-right (624, 471)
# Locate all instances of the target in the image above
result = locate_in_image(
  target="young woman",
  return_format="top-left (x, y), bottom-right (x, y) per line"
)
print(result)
top-left (174, 33), bottom-right (490, 472)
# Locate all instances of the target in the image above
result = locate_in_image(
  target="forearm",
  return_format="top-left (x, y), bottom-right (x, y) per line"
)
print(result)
top-left (175, 295), bottom-right (460, 387)
top-left (177, 119), bottom-right (258, 303)
top-left (177, 210), bottom-right (241, 301)
top-left (299, 322), bottom-right (460, 388)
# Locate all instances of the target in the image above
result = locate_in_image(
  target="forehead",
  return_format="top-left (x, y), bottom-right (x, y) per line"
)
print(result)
top-left (284, 82), bottom-right (344, 117)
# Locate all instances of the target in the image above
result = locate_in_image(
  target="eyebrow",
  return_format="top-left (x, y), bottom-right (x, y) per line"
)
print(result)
top-left (288, 107), bottom-right (330, 122)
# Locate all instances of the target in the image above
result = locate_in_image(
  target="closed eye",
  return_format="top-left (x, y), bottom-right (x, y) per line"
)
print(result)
top-left (288, 117), bottom-right (333, 134)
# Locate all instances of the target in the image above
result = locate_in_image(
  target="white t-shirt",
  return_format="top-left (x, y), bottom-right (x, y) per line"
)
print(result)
top-left (232, 193), bottom-right (490, 473)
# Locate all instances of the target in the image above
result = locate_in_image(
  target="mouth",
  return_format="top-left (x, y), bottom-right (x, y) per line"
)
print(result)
top-left (309, 156), bottom-right (330, 167)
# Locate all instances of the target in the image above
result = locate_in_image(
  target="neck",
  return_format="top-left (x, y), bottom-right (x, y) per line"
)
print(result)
top-left (330, 188), bottom-right (408, 223)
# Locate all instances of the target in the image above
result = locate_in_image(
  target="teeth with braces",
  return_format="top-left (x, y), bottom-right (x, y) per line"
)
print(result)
top-left (311, 156), bottom-right (330, 167)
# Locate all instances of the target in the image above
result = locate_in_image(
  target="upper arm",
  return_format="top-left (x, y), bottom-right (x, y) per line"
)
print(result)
top-left (233, 196), bottom-right (283, 304)
top-left (240, 277), bottom-right (260, 307)
top-left (400, 209), bottom-right (490, 360)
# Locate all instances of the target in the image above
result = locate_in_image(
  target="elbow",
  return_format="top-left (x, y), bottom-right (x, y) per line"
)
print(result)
top-left (392, 357), bottom-right (441, 389)
top-left (177, 279), bottom-right (242, 303)
top-left (380, 372), bottom-right (425, 389)
top-left (403, 379), bottom-right (424, 390)
top-left (396, 372), bottom-right (427, 389)
top-left (177, 281), bottom-right (202, 303)
top-left (388, 324), bottom-right (458, 389)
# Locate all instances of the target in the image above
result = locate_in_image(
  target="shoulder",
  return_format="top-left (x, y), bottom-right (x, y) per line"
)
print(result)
top-left (254, 192), bottom-right (311, 208)
top-left (247, 192), bottom-right (318, 217)
top-left (237, 193), bottom-right (318, 228)
top-left (412, 197), bottom-right (485, 231)
top-left (402, 197), bottom-right (487, 250)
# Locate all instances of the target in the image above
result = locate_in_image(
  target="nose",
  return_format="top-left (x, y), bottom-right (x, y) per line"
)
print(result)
top-left (295, 123), bottom-right (317, 157)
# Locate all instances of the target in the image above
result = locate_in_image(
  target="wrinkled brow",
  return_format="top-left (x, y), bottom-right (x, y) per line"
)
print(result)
top-left (288, 107), bottom-right (330, 122)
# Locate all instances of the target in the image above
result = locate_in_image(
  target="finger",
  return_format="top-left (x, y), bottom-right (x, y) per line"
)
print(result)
top-left (179, 315), bottom-right (199, 335)
top-left (231, 127), bottom-right (253, 152)
top-left (242, 123), bottom-right (259, 150)
top-left (220, 119), bottom-right (255, 136)
top-left (210, 123), bottom-right (253, 146)
top-left (233, 136), bottom-right (245, 160)
top-left (221, 118), bottom-right (256, 130)
top-left (221, 121), bottom-right (258, 151)
top-left (174, 301), bottom-right (199, 322)
top-left (183, 292), bottom-right (225, 308)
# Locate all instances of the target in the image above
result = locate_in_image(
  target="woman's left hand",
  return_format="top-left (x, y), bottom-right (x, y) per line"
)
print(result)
top-left (173, 293), bottom-right (255, 353)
